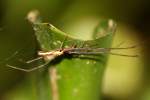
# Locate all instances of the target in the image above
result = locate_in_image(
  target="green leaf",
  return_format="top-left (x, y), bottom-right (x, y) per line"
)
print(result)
top-left (27, 10), bottom-right (116, 100)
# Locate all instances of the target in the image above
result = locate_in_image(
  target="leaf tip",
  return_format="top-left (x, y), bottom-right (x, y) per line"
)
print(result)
top-left (26, 9), bottom-right (41, 24)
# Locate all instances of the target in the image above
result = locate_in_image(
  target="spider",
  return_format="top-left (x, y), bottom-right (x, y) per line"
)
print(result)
top-left (5, 41), bottom-right (138, 72)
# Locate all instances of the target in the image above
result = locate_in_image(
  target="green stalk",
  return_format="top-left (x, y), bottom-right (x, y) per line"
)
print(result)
top-left (26, 10), bottom-right (115, 100)
top-left (5, 10), bottom-right (115, 100)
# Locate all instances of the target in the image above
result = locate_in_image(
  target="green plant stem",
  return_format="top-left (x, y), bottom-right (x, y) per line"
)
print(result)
top-left (34, 68), bottom-right (51, 100)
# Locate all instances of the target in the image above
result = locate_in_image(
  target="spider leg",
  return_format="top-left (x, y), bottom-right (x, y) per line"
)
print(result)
top-left (68, 51), bottom-right (138, 57)
top-left (79, 41), bottom-right (85, 48)
top-left (104, 48), bottom-right (139, 57)
top-left (108, 52), bottom-right (138, 57)
top-left (71, 42), bottom-right (77, 48)
top-left (0, 51), bottom-right (19, 64)
top-left (59, 35), bottom-right (68, 51)
top-left (26, 57), bottom-right (43, 64)
top-left (6, 61), bottom-right (50, 72)
top-left (115, 41), bottom-right (126, 48)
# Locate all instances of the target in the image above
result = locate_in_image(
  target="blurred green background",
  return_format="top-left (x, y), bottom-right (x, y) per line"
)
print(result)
top-left (0, 0), bottom-right (150, 100)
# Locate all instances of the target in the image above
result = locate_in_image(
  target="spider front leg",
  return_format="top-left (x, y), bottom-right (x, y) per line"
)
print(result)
top-left (6, 61), bottom-right (50, 72)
